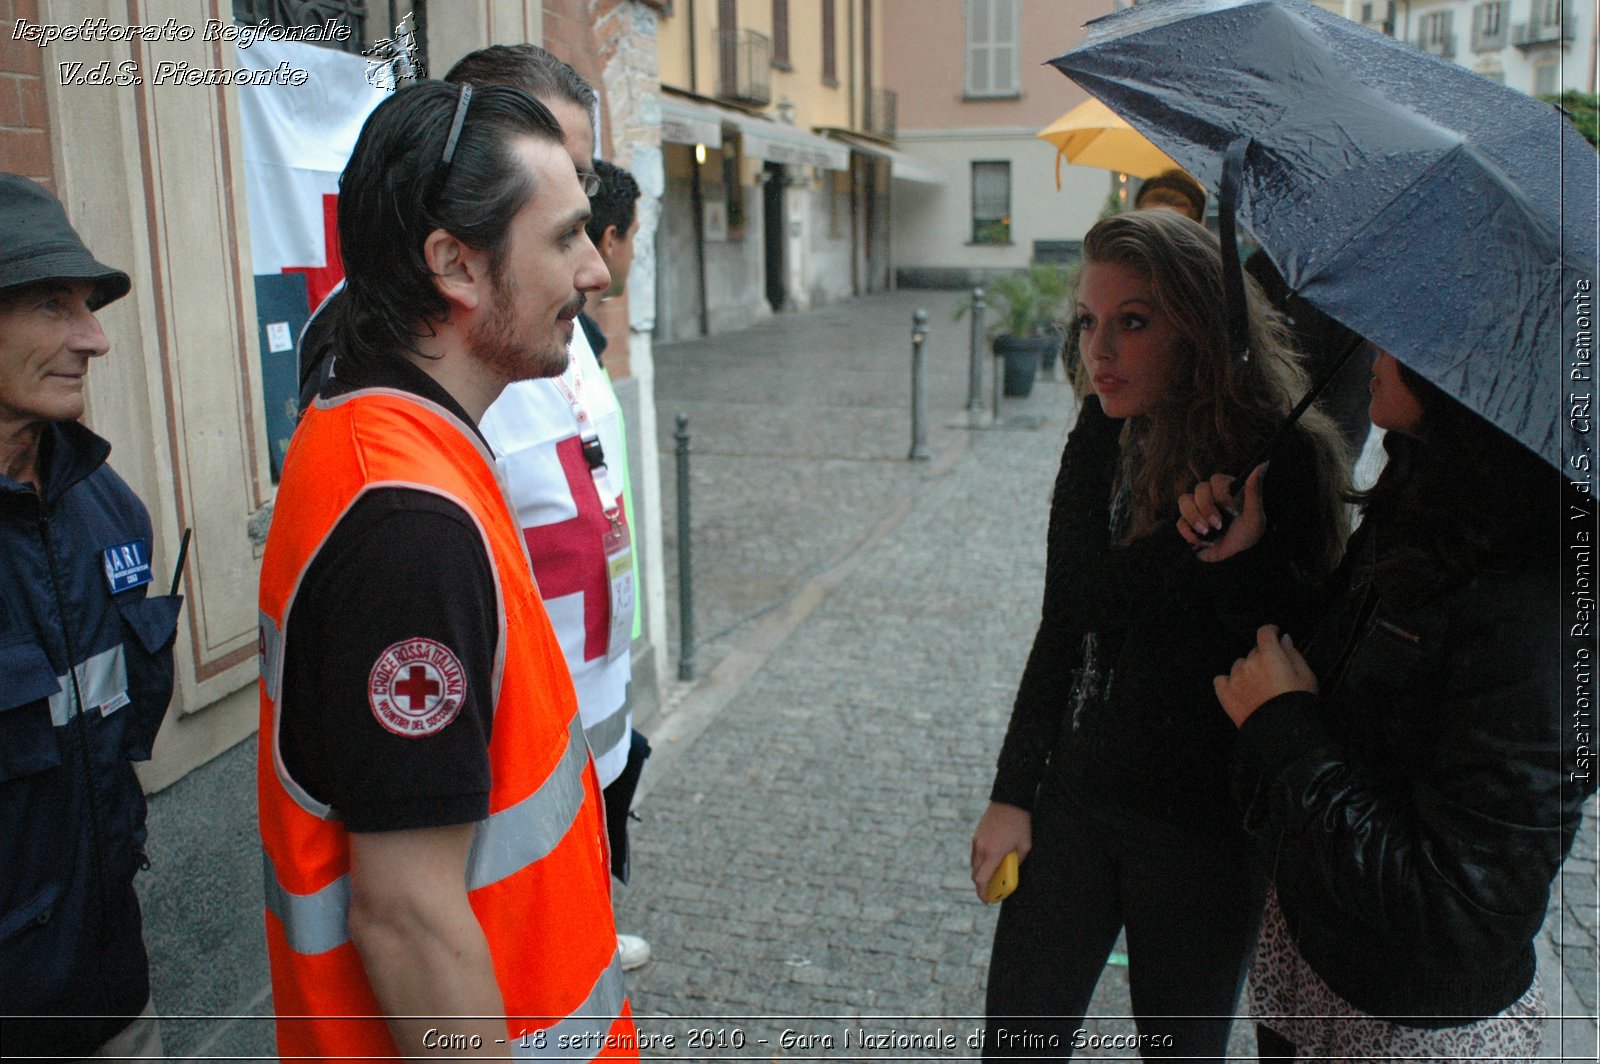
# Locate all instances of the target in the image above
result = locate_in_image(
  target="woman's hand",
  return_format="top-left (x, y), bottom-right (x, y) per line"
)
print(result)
top-left (1215, 624), bottom-right (1318, 727)
top-left (1177, 463), bottom-right (1268, 562)
top-left (971, 802), bottom-right (1032, 903)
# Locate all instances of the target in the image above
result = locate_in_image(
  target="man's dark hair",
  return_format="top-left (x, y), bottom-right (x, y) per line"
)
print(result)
top-left (445, 44), bottom-right (596, 122)
top-left (585, 159), bottom-right (640, 245)
top-left (334, 80), bottom-right (564, 370)
top-left (1133, 168), bottom-right (1207, 220)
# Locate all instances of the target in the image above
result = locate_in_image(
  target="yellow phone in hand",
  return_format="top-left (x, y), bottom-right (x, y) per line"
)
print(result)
top-left (984, 851), bottom-right (1019, 904)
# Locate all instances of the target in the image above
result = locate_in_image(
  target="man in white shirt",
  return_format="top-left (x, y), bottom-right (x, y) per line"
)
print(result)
top-left (447, 45), bottom-right (652, 973)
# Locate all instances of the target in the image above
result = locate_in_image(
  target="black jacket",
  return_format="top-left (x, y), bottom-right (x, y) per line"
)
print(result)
top-left (1236, 521), bottom-right (1589, 1024)
top-left (992, 396), bottom-right (1334, 833)
top-left (0, 421), bottom-right (182, 1057)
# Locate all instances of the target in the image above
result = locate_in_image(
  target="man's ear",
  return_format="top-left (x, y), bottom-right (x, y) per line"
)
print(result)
top-left (423, 227), bottom-right (491, 312)
top-left (598, 223), bottom-right (623, 260)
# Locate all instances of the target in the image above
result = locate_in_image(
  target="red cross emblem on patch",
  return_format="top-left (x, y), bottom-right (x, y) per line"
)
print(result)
top-left (367, 637), bottom-right (467, 738)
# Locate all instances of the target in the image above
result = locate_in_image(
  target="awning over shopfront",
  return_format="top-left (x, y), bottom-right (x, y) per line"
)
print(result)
top-left (824, 131), bottom-right (949, 185)
top-left (658, 95), bottom-right (723, 150)
top-left (739, 123), bottom-right (849, 171)
top-left (657, 92), bottom-right (850, 171)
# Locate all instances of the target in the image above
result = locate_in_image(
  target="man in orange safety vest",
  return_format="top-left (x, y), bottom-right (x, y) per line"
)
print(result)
top-left (257, 80), bottom-right (635, 1059)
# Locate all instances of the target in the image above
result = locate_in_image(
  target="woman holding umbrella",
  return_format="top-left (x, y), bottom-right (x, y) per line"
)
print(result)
top-left (971, 209), bottom-right (1349, 1059)
top-left (1184, 352), bottom-right (1589, 1059)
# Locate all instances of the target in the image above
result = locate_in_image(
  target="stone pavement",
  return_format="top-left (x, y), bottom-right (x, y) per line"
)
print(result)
top-left (617, 288), bottom-right (1600, 1061)
top-left (130, 289), bottom-right (1597, 1061)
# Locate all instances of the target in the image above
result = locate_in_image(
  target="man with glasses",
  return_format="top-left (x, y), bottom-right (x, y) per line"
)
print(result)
top-left (257, 81), bottom-right (633, 1059)
top-left (296, 42), bottom-right (657, 976)
top-left (449, 44), bottom-right (655, 975)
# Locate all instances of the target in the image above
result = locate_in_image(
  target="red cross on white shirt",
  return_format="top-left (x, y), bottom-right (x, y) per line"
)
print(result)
top-left (523, 434), bottom-right (625, 662)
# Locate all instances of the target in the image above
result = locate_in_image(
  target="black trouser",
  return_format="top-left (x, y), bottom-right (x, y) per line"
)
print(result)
top-left (983, 784), bottom-right (1265, 1062)
top-left (601, 729), bottom-right (650, 883)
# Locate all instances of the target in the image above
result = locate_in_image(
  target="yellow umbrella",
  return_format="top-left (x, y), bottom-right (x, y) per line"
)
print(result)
top-left (1037, 97), bottom-right (1181, 188)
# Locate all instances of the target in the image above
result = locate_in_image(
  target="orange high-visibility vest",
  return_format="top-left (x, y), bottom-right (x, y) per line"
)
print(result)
top-left (257, 386), bottom-right (636, 1060)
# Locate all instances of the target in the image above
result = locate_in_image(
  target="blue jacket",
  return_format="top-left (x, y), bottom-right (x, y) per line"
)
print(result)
top-left (0, 420), bottom-right (181, 1057)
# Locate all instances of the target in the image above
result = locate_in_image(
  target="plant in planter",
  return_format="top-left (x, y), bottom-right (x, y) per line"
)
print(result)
top-left (958, 262), bottom-right (1070, 397)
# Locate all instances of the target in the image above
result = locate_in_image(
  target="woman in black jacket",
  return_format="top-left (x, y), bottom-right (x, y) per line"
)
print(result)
top-left (971, 210), bottom-right (1349, 1060)
top-left (1187, 350), bottom-right (1590, 1059)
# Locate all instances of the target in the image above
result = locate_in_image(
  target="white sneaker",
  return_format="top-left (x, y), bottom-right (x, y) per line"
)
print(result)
top-left (617, 933), bottom-right (652, 971)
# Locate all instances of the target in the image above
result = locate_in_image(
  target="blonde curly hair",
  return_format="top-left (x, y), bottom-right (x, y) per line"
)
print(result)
top-left (1078, 210), bottom-right (1349, 576)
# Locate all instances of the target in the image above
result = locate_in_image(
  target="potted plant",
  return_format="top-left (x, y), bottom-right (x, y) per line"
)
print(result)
top-left (1029, 261), bottom-right (1072, 375)
top-left (960, 262), bottom-right (1070, 397)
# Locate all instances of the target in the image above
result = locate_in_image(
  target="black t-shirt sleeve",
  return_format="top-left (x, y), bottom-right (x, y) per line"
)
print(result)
top-left (279, 488), bottom-right (498, 833)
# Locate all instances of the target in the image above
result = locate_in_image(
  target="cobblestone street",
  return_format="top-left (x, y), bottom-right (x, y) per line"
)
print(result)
top-left (621, 287), bottom-right (1081, 1055)
top-left (135, 290), bottom-right (1597, 1062)
top-left (617, 289), bottom-right (1600, 1061)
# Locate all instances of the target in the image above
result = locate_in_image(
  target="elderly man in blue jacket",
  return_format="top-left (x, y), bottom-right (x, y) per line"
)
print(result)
top-left (0, 173), bottom-right (182, 1060)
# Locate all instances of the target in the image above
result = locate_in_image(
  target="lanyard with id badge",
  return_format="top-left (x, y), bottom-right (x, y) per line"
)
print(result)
top-left (553, 362), bottom-right (634, 662)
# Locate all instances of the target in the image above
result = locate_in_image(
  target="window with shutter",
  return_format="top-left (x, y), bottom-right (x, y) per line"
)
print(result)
top-left (966, 0), bottom-right (1021, 98)
top-left (822, 0), bottom-right (837, 82)
top-left (972, 161), bottom-right (1011, 244)
top-left (773, 0), bottom-right (790, 67)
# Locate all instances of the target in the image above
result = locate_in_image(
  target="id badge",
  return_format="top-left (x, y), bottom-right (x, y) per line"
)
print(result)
top-left (102, 540), bottom-right (153, 594)
top-left (603, 515), bottom-right (633, 662)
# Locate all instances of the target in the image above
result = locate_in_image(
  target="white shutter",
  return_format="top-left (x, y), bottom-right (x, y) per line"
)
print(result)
top-left (966, 0), bottom-right (1020, 97)
top-left (993, 0), bottom-right (1018, 94)
top-left (966, 0), bottom-right (989, 95)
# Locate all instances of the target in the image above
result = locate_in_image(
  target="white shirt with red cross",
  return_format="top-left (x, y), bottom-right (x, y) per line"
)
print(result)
top-left (479, 323), bottom-right (633, 788)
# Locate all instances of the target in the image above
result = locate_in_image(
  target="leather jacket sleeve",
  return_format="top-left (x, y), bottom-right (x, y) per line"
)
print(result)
top-left (1236, 563), bottom-right (1588, 961)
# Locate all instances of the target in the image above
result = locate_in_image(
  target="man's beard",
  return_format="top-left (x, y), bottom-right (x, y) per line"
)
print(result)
top-left (468, 269), bottom-right (568, 382)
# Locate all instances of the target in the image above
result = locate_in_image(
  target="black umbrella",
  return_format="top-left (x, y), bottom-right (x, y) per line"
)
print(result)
top-left (1050, 0), bottom-right (1597, 471)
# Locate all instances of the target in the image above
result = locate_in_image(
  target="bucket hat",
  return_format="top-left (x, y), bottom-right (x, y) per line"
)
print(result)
top-left (0, 173), bottom-right (131, 309)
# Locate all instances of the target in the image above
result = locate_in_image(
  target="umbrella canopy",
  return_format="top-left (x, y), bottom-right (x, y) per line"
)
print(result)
top-left (1051, 0), bottom-right (1598, 471)
top-left (1037, 97), bottom-right (1181, 187)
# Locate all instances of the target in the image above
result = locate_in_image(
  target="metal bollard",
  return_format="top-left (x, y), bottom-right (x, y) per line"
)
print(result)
top-left (675, 414), bottom-right (696, 682)
top-left (967, 286), bottom-right (986, 415)
top-left (992, 340), bottom-right (1005, 425)
top-left (909, 309), bottom-right (930, 461)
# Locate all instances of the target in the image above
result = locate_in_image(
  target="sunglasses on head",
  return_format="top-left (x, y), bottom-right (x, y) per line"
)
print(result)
top-left (440, 83), bottom-right (603, 197)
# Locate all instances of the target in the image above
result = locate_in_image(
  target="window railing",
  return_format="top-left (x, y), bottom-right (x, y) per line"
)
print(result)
top-left (1414, 31), bottom-right (1457, 58)
top-left (1471, 23), bottom-right (1506, 50)
top-left (1360, 0), bottom-right (1395, 34)
top-left (719, 28), bottom-right (772, 105)
top-left (1512, 13), bottom-right (1573, 46)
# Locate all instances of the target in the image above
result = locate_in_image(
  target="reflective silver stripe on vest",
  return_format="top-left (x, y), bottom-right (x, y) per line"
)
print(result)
top-left (262, 852), bottom-right (351, 956)
top-left (48, 643), bottom-right (128, 726)
top-left (582, 701), bottom-right (630, 768)
top-left (467, 710), bottom-right (589, 889)
top-left (264, 710), bottom-right (590, 955)
top-left (258, 610), bottom-right (283, 704)
top-left (512, 955), bottom-right (628, 1060)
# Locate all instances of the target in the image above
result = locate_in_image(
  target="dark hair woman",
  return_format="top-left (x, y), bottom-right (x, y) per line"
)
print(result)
top-left (972, 209), bottom-right (1349, 1060)
top-left (1187, 352), bottom-right (1591, 1060)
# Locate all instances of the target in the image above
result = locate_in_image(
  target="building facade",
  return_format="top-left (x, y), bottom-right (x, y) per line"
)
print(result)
top-left (651, 0), bottom-right (944, 340)
top-left (883, 0), bottom-right (1115, 289)
top-left (1350, 0), bottom-right (1596, 95)
top-left (0, 0), bottom-right (669, 790)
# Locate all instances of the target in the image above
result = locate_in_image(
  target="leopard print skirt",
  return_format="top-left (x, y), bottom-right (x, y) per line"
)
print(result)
top-left (1249, 888), bottom-right (1546, 1061)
